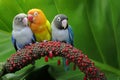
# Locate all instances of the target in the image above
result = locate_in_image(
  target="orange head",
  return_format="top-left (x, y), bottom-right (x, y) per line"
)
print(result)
top-left (27, 9), bottom-right (47, 25)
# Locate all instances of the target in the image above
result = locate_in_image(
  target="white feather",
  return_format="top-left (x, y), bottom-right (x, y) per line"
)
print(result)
top-left (12, 26), bottom-right (33, 44)
top-left (51, 22), bottom-right (69, 41)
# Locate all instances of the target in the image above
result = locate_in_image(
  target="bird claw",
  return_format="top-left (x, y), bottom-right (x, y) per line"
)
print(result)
top-left (36, 42), bottom-right (39, 43)
top-left (29, 43), bottom-right (32, 45)
top-left (43, 40), bottom-right (48, 42)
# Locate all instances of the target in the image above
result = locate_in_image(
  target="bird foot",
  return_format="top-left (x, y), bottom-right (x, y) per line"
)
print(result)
top-left (43, 40), bottom-right (48, 42)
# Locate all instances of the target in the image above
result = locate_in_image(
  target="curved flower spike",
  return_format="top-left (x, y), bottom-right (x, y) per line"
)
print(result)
top-left (0, 41), bottom-right (107, 80)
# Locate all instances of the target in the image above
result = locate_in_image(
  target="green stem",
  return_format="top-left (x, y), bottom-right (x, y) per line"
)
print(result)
top-left (92, 59), bottom-right (120, 76)
top-left (17, 66), bottom-right (35, 80)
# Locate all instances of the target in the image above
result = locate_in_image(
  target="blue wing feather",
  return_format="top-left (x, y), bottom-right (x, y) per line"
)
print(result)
top-left (12, 33), bottom-right (36, 51)
top-left (68, 25), bottom-right (74, 46)
top-left (63, 25), bottom-right (74, 71)
top-left (11, 36), bottom-right (17, 51)
top-left (31, 34), bottom-right (36, 43)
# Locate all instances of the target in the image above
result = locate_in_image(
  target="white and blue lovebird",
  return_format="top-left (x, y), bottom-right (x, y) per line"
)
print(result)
top-left (51, 14), bottom-right (74, 71)
top-left (12, 13), bottom-right (36, 51)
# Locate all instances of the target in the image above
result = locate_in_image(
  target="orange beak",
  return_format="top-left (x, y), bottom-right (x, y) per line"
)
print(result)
top-left (27, 14), bottom-right (33, 22)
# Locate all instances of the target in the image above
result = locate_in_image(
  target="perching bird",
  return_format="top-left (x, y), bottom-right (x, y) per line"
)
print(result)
top-left (27, 9), bottom-right (51, 42)
top-left (12, 13), bottom-right (36, 51)
top-left (51, 14), bottom-right (74, 71)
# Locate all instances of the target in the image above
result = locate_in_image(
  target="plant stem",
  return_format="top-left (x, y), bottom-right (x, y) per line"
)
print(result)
top-left (0, 41), bottom-right (107, 80)
top-left (92, 59), bottom-right (120, 76)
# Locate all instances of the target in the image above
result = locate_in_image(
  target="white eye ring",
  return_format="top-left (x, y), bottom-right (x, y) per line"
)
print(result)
top-left (57, 17), bottom-right (61, 21)
top-left (34, 12), bottom-right (38, 16)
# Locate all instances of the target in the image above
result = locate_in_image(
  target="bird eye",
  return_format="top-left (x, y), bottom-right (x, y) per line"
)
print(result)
top-left (57, 17), bottom-right (61, 21)
top-left (16, 17), bottom-right (21, 21)
top-left (34, 12), bottom-right (38, 16)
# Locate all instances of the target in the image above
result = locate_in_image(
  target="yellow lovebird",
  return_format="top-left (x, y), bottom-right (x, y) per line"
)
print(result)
top-left (27, 9), bottom-right (51, 42)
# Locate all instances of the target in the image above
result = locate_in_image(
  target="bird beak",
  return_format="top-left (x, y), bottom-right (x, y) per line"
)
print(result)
top-left (22, 17), bottom-right (28, 26)
top-left (27, 14), bottom-right (33, 22)
top-left (62, 19), bottom-right (67, 29)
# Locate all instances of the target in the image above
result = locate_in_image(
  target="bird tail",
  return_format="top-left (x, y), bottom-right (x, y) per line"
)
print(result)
top-left (62, 57), bottom-right (69, 71)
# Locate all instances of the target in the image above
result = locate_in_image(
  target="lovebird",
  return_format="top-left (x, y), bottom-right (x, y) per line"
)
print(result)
top-left (51, 14), bottom-right (74, 71)
top-left (12, 13), bottom-right (36, 51)
top-left (27, 9), bottom-right (51, 42)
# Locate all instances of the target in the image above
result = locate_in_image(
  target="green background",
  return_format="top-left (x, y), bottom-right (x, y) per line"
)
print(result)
top-left (0, 0), bottom-right (120, 79)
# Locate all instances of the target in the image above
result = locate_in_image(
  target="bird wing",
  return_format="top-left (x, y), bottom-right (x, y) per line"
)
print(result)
top-left (31, 33), bottom-right (36, 43)
top-left (11, 36), bottom-right (17, 51)
top-left (68, 25), bottom-right (74, 46)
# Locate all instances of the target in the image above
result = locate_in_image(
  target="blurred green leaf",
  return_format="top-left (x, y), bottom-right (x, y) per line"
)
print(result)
top-left (0, 0), bottom-right (120, 79)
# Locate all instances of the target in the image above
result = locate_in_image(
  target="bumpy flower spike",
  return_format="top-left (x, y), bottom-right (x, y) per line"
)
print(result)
top-left (0, 41), bottom-right (107, 80)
